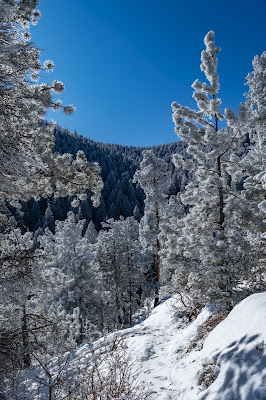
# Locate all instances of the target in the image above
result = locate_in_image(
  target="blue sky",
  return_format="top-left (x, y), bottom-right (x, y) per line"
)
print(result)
top-left (32, 0), bottom-right (266, 146)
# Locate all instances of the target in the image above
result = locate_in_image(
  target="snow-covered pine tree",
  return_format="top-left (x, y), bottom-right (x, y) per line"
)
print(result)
top-left (240, 52), bottom-right (266, 289)
top-left (0, 0), bottom-right (103, 206)
top-left (171, 31), bottom-right (251, 310)
top-left (38, 212), bottom-right (100, 343)
top-left (158, 194), bottom-right (187, 299)
top-left (43, 202), bottom-right (55, 233)
top-left (0, 223), bottom-right (79, 382)
top-left (84, 220), bottom-right (98, 244)
top-left (0, 0), bottom-right (103, 387)
top-left (133, 150), bottom-right (171, 307)
top-left (94, 217), bottom-right (145, 330)
top-left (133, 204), bottom-right (142, 221)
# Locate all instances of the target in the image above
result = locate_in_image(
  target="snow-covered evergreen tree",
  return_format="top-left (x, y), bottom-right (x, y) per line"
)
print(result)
top-left (39, 212), bottom-right (100, 342)
top-left (0, 0), bottom-right (103, 205)
top-left (0, 222), bottom-right (79, 381)
top-left (0, 0), bottom-right (103, 386)
top-left (239, 52), bottom-right (266, 289)
top-left (84, 220), bottom-right (98, 243)
top-left (243, 52), bottom-right (266, 217)
top-left (171, 31), bottom-right (252, 310)
top-left (94, 217), bottom-right (145, 330)
top-left (159, 194), bottom-right (186, 298)
top-left (134, 150), bottom-right (171, 306)
top-left (43, 202), bottom-right (55, 233)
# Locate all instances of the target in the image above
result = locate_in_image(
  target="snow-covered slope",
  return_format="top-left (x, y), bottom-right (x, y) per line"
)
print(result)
top-left (13, 293), bottom-right (266, 399)
top-left (126, 292), bottom-right (266, 400)
top-left (106, 292), bottom-right (266, 399)
top-left (196, 292), bottom-right (266, 400)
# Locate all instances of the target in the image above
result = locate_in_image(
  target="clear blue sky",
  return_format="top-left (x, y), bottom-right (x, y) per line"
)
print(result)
top-left (32, 0), bottom-right (266, 146)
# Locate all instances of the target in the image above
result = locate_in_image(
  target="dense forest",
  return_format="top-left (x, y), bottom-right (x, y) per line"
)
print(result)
top-left (20, 125), bottom-right (188, 231)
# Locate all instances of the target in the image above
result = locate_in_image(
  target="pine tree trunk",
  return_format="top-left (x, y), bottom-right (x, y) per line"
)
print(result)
top-left (217, 155), bottom-right (225, 231)
top-left (154, 202), bottom-right (161, 308)
top-left (113, 240), bottom-right (122, 326)
top-left (214, 105), bottom-right (225, 232)
top-left (127, 244), bottom-right (133, 326)
top-left (215, 108), bottom-right (232, 308)
top-left (116, 293), bottom-right (122, 325)
top-left (77, 296), bottom-right (83, 345)
top-left (21, 304), bottom-right (31, 368)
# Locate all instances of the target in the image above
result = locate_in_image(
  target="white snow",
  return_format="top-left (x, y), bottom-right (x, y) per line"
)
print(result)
top-left (112, 292), bottom-right (266, 400)
top-left (12, 292), bottom-right (266, 399)
top-left (196, 292), bottom-right (266, 400)
top-left (124, 297), bottom-right (212, 399)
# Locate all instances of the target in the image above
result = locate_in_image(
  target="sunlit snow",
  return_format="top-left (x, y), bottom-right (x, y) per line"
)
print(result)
top-left (15, 292), bottom-right (266, 399)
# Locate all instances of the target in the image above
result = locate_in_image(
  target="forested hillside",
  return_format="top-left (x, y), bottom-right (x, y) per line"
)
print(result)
top-left (21, 126), bottom-right (188, 231)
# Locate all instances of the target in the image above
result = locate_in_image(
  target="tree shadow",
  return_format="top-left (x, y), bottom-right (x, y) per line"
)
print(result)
top-left (200, 334), bottom-right (266, 400)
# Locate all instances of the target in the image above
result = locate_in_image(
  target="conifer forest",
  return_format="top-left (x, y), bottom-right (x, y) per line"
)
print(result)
top-left (0, 1), bottom-right (266, 399)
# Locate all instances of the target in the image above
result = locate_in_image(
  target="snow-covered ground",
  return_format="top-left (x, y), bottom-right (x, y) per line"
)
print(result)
top-left (10, 292), bottom-right (266, 399)
top-left (125, 292), bottom-right (266, 400)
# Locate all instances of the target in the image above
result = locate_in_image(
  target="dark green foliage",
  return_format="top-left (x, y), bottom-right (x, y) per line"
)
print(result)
top-left (21, 125), bottom-right (187, 231)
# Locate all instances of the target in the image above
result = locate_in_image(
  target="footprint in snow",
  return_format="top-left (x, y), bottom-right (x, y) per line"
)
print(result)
top-left (155, 376), bottom-right (168, 381)
top-left (143, 369), bottom-right (152, 374)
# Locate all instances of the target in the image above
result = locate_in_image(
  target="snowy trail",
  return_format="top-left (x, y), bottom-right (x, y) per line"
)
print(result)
top-left (123, 298), bottom-right (212, 400)
top-left (119, 293), bottom-right (266, 400)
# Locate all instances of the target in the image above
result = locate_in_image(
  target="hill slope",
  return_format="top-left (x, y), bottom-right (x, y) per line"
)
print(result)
top-left (21, 126), bottom-right (188, 231)
top-left (13, 293), bottom-right (266, 399)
